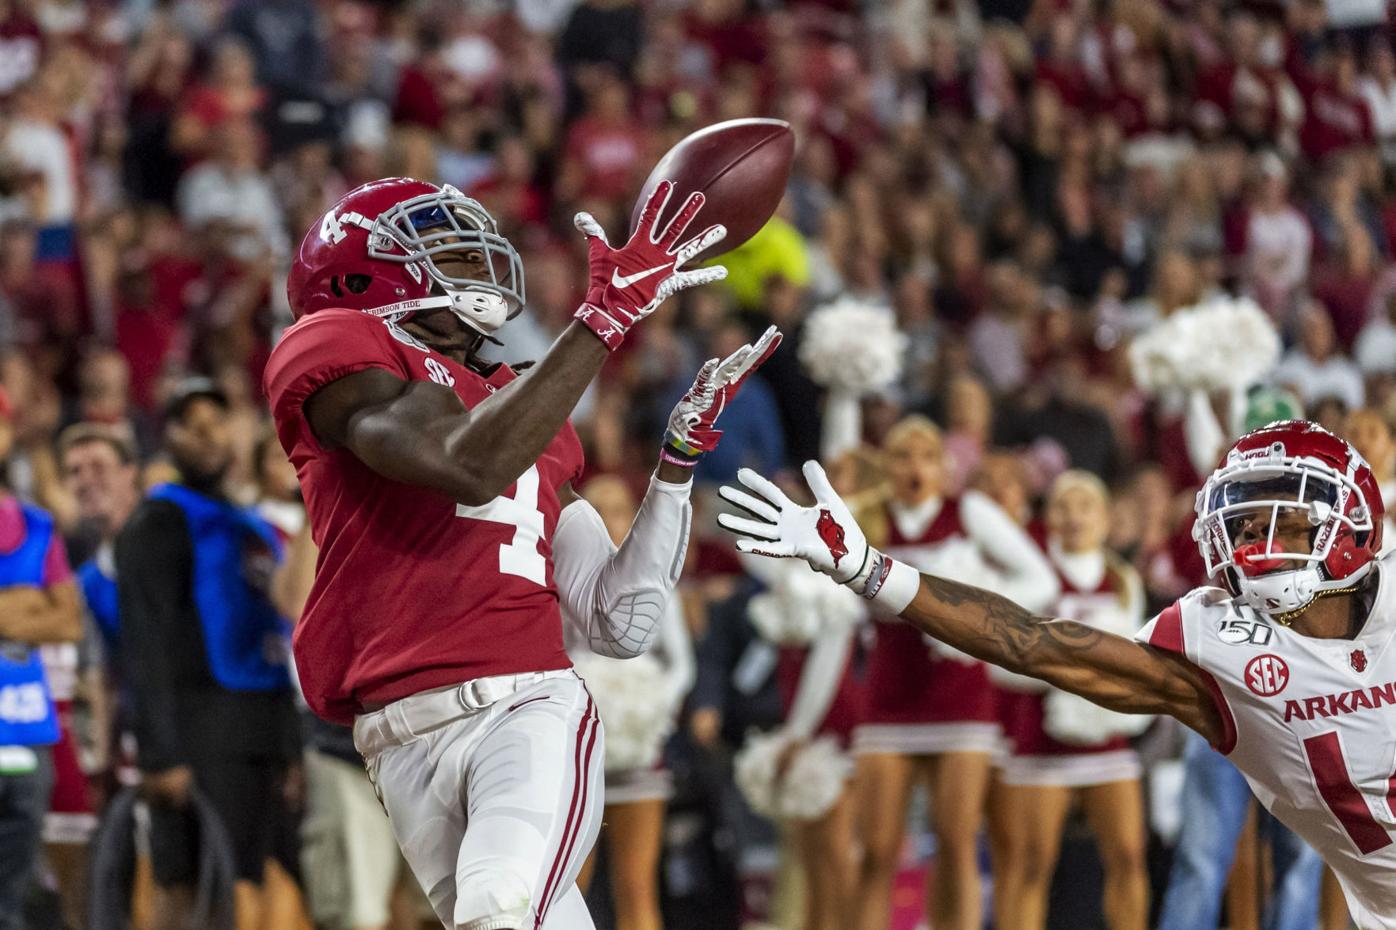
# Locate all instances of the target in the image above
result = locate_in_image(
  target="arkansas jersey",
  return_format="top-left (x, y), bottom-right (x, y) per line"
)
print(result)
top-left (264, 308), bottom-right (581, 723)
top-left (1137, 554), bottom-right (1396, 928)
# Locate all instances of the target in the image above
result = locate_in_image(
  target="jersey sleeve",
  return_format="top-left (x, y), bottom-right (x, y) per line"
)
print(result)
top-left (1135, 588), bottom-right (1239, 754)
top-left (263, 308), bottom-right (413, 456)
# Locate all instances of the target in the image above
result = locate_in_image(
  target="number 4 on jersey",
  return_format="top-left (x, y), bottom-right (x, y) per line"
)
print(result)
top-left (455, 465), bottom-right (546, 585)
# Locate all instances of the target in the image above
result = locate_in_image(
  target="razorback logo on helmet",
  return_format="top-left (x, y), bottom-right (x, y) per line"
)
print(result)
top-left (1245, 653), bottom-right (1290, 696)
top-left (815, 509), bottom-right (849, 568)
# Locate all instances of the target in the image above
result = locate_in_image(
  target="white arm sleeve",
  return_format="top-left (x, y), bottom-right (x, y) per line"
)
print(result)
top-left (959, 490), bottom-right (1061, 613)
top-left (783, 626), bottom-right (854, 740)
top-left (552, 476), bottom-right (692, 659)
top-left (821, 389), bottom-right (862, 461)
top-left (1184, 388), bottom-right (1226, 479)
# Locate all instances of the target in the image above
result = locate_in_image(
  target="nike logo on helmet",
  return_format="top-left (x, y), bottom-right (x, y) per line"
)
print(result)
top-left (611, 263), bottom-right (672, 288)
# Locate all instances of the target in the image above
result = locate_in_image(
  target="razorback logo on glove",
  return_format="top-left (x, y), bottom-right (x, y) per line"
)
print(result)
top-left (816, 509), bottom-right (849, 567)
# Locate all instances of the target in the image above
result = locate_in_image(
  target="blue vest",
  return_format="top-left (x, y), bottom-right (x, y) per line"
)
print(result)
top-left (0, 504), bottom-right (60, 746)
top-left (148, 485), bottom-right (292, 693)
top-left (79, 556), bottom-right (119, 651)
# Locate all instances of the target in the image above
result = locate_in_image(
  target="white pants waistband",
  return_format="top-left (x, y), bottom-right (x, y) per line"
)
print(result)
top-left (353, 669), bottom-right (575, 757)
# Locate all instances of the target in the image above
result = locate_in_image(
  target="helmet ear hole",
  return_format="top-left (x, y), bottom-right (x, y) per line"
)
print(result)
top-left (329, 275), bottom-right (343, 298)
top-left (344, 274), bottom-right (372, 294)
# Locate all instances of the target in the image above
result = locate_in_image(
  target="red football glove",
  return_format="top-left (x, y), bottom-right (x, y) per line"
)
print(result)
top-left (662, 325), bottom-right (783, 467)
top-left (573, 181), bottom-right (728, 351)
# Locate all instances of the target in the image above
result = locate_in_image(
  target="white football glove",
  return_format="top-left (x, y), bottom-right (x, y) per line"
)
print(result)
top-left (717, 461), bottom-right (874, 586)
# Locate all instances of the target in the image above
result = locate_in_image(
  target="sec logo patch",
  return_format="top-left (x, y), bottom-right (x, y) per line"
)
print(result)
top-left (1245, 654), bottom-right (1289, 697)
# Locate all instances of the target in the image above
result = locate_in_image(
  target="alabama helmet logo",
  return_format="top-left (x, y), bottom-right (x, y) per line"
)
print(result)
top-left (1244, 654), bottom-right (1290, 697)
top-left (815, 509), bottom-right (849, 568)
top-left (1351, 649), bottom-right (1368, 673)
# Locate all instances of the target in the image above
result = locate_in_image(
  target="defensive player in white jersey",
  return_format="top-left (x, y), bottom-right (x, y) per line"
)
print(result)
top-left (718, 419), bottom-right (1396, 930)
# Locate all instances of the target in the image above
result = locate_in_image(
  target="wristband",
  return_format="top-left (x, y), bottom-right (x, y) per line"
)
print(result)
top-left (574, 303), bottom-right (627, 351)
top-left (852, 549), bottom-right (919, 614)
top-left (659, 447), bottom-right (700, 469)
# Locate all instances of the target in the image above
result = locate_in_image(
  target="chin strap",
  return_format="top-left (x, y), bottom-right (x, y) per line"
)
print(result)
top-left (1272, 578), bottom-right (1368, 626)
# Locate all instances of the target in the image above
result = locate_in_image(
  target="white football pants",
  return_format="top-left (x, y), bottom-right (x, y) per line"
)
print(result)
top-left (353, 669), bottom-right (604, 930)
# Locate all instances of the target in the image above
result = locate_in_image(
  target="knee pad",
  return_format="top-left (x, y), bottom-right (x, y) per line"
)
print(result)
top-left (455, 859), bottom-right (532, 930)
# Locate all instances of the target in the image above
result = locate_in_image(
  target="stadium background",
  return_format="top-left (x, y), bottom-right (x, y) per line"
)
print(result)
top-left (2, 0), bottom-right (1396, 927)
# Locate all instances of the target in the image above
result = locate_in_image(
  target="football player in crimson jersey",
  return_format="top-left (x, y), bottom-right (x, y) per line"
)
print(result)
top-left (720, 420), bottom-right (1396, 930)
top-left (264, 177), bottom-right (779, 930)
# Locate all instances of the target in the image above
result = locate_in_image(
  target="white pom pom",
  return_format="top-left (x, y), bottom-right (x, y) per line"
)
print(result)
top-left (798, 297), bottom-right (908, 395)
top-left (734, 731), bottom-right (853, 821)
top-left (570, 653), bottom-right (678, 773)
top-left (747, 560), bottom-right (865, 646)
top-left (1128, 295), bottom-right (1280, 395)
top-left (1043, 688), bottom-right (1153, 746)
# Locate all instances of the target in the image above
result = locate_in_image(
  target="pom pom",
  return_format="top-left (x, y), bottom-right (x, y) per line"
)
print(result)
top-left (1128, 296), bottom-right (1280, 395)
top-left (1043, 689), bottom-right (1153, 745)
top-left (798, 297), bottom-right (907, 395)
top-left (747, 561), bottom-right (864, 646)
top-left (734, 731), bottom-right (853, 821)
top-left (570, 653), bottom-right (678, 773)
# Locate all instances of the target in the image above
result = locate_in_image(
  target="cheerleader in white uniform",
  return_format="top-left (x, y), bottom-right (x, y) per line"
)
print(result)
top-left (850, 417), bottom-right (1059, 930)
top-left (569, 475), bottom-right (694, 930)
top-left (992, 471), bottom-right (1150, 930)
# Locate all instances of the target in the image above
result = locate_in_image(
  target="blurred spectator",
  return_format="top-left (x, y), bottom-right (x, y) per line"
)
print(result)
top-left (59, 423), bottom-right (140, 644)
top-left (1273, 301), bottom-right (1366, 410)
top-left (0, 386), bottom-right (82, 930)
top-left (1345, 407), bottom-right (1396, 549)
top-left (1360, 38), bottom-right (1396, 165)
top-left (557, 0), bottom-right (644, 84)
top-left (115, 379), bottom-right (299, 929)
top-left (176, 119), bottom-right (288, 261)
top-left (1355, 289), bottom-right (1396, 377)
top-left (1242, 153), bottom-right (1312, 320)
top-left (171, 37), bottom-right (266, 162)
top-left (0, 2), bottom-right (42, 101)
top-left (223, 0), bottom-right (324, 96)
top-left (558, 71), bottom-right (646, 206)
top-left (1312, 221), bottom-right (1379, 350)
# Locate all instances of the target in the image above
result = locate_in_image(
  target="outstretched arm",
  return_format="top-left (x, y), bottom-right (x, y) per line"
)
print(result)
top-left (719, 461), bottom-right (1223, 744)
top-left (893, 573), bottom-right (1218, 739)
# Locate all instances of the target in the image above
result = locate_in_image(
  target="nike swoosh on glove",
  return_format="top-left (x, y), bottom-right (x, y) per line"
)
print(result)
top-left (573, 180), bottom-right (728, 350)
top-left (663, 325), bottom-right (782, 467)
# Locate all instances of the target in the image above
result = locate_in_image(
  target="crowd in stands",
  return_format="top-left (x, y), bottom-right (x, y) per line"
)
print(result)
top-left (3, 0), bottom-right (1396, 927)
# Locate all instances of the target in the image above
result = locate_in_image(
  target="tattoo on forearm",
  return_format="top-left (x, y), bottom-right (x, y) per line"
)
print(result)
top-left (914, 574), bottom-right (1100, 671)
top-left (908, 572), bottom-right (1205, 720)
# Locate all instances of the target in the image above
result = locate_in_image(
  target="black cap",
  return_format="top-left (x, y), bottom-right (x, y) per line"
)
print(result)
top-left (163, 376), bottom-right (229, 422)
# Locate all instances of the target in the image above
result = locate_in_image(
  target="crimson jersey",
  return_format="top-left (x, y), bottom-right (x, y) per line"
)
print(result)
top-left (864, 498), bottom-right (996, 726)
top-left (264, 308), bottom-right (582, 723)
top-left (1137, 555), bottom-right (1396, 928)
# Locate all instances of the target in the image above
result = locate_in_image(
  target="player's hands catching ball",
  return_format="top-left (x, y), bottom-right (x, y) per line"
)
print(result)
top-left (662, 326), bottom-right (782, 468)
top-left (718, 461), bottom-right (877, 589)
top-left (574, 181), bottom-right (728, 350)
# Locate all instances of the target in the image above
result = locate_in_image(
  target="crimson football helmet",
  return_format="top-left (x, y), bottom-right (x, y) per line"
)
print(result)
top-left (1194, 420), bottom-right (1384, 619)
top-left (287, 177), bottom-right (525, 336)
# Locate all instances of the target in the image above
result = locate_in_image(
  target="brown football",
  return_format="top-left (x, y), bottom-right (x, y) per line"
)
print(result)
top-left (630, 118), bottom-right (795, 262)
